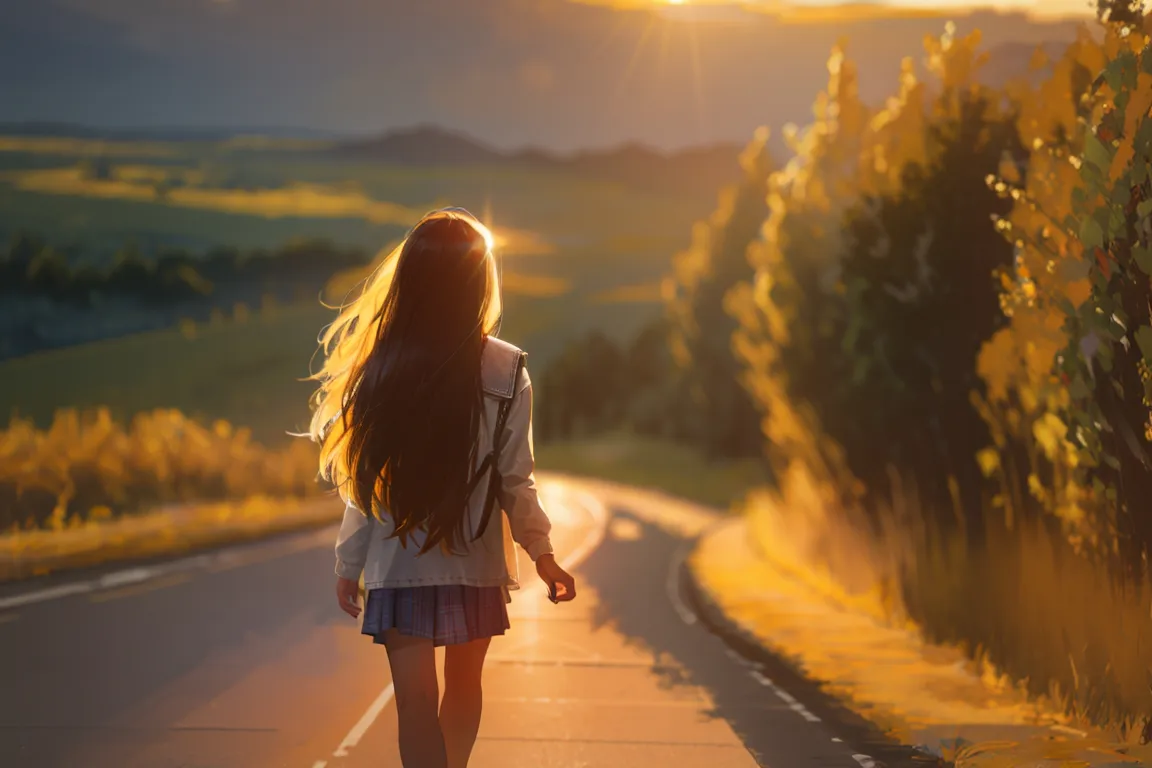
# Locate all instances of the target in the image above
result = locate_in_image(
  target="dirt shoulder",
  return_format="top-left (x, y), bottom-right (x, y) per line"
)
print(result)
top-left (686, 515), bottom-right (1150, 767)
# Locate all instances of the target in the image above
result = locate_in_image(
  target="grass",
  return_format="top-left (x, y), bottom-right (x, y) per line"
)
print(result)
top-left (0, 405), bottom-right (321, 531)
top-left (0, 134), bottom-right (754, 574)
top-left (744, 460), bottom-right (1152, 743)
top-left (0, 144), bottom-right (718, 262)
top-left (0, 141), bottom-right (712, 442)
top-left (1, 303), bottom-right (330, 445)
top-left (6, 167), bottom-right (426, 226)
top-left (0, 286), bottom-right (663, 447)
top-left (0, 495), bottom-right (337, 582)
top-left (536, 433), bottom-right (771, 511)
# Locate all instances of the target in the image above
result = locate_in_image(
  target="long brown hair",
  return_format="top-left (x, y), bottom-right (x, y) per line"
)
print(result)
top-left (308, 209), bottom-right (503, 554)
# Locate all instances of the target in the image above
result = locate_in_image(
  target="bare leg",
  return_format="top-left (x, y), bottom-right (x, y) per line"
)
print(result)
top-left (440, 637), bottom-right (491, 768)
top-left (383, 630), bottom-right (447, 768)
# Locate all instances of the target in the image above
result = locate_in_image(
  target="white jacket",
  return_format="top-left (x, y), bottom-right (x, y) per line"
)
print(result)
top-left (333, 337), bottom-right (554, 597)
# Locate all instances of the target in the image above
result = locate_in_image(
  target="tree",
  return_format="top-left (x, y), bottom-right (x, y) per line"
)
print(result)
top-left (666, 129), bottom-right (772, 459)
top-left (833, 92), bottom-right (1023, 518)
top-left (1097, 0), bottom-right (1145, 24)
top-left (536, 331), bottom-right (627, 441)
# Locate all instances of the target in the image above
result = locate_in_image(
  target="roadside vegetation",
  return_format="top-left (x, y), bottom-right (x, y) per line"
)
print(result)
top-left (639, 2), bottom-right (1152, 737)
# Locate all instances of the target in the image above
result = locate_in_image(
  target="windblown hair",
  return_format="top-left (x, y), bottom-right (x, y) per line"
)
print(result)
top-left (308, 209), bottom-right (503, 554)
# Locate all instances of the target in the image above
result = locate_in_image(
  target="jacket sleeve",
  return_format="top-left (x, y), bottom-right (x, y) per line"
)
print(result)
top-left (497, 366), bottom-right (554, 562)
top-left (334, 500), bottom-right (374, 580)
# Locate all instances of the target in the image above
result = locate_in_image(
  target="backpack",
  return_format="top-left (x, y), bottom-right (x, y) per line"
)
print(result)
top-left (468, 346), bottom-right (527, 543)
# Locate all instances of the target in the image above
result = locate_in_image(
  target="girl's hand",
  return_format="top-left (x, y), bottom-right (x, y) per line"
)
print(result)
top-left (336, 577), bottom-right (362, 619)
top-left (535, 554), bottom-right (576, 602)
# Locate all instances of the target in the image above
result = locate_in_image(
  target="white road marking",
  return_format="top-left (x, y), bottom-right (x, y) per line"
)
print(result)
top-left (724, 647), bottom-right (752, 667)
top-left (852, 754), bottom-right (878, 768)
top-left (0, 527), bottom-right (333, 611)
top-left (750, 670), bottom-right (822, 723)
top-left (310, 762), bottom-right (328, 768)
top-left (99, 567), bottom-right (157, 588)
top-left (331, 682), bottom-right (395, 758)
top-left (666, 541), bottom-right (698, 625)
top-left (313, 483), bottom-right (611, 767)
top-left (0, 582), bottom-right (93, 611)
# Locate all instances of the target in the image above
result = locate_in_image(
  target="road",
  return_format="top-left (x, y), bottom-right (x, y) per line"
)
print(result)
top-left (0, 476), bottom-right (896, 768)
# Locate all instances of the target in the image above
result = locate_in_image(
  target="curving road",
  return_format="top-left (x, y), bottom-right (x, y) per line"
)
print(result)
top-left (0, 476), bottom-right (901, 768)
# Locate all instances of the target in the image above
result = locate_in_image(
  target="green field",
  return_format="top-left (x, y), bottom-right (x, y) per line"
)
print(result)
top-left (536, 434), bottom-right (770, 511)
top-left (0, 138), bottom-right (717, 261)
top-left (1, 135), bottom-right (724, 444)
top-left (1, 293), bottom-right (661, 445)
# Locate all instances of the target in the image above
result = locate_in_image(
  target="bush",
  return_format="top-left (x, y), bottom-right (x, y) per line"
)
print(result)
top-left (720, 13), bottom-right (1152, 732)
top-left (0, 408), bottom-right (321, 532)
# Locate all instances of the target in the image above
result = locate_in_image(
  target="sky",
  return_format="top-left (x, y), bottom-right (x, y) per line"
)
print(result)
top-left (570, 0), bottom-right (1095, 19)
top-left (0, 0), bottom-right (1097, 151)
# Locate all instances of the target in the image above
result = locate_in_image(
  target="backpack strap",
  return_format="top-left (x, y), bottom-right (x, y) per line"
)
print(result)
top-left (470, 350), bottom-right (527, 542)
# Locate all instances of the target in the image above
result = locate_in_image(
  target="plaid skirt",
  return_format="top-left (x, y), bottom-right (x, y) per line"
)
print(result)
top-left (361, 585), bottom-right (511, 647)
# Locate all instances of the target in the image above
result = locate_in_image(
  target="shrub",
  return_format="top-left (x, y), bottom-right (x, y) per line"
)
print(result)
top-left (0, 408), bottom-right (321, 532)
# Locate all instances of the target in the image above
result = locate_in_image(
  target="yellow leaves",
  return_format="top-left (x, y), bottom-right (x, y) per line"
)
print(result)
top-left (1063, 278), bottom-right (1092, 309)
top-left (1027, 472), bottom-right (1048, 504)
top-left (0, 408), bottom-right (320, 533)
top-left (997, 153), bottom-right (1022, 186)
top-left (977, 328), bottom-right (1019, 403)
top-left (1032, 412), bottom-right (1069, 463)
top-left (1110, 72), bottom-right (1152, 182)
top-left (977, 447), bottom-right (1001, 478)
top-left (1054, 481), bottom-right (1086, 526)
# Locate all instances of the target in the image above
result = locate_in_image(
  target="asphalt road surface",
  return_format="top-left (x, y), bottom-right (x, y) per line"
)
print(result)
top-left (0, 475), bottom-right (906, 768)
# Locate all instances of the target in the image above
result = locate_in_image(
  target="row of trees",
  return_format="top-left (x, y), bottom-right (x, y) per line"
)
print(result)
top-left (537, 133), bottom-right (773, 461)
top-left (1, 234), bottom-right (369, 307)
top-left (540, 1), bottom-right (1152, 727)
top-left (718, 6), bottom-right (1151, 726)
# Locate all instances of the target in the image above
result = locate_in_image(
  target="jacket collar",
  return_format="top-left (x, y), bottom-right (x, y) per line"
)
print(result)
top-left (481, 336), bottom-right (524, 399)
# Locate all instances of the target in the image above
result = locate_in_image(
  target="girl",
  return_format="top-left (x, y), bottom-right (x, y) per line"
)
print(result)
top-left (307, 208), bottom-right (576, 768)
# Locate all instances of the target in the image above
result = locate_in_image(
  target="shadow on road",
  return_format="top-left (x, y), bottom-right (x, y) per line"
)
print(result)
top-left (576, 501), bottom-right (941, 768)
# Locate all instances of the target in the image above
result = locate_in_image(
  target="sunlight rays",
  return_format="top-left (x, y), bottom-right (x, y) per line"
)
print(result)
top-left (685, 19), bottom-right (709, 145)
top-left (614, 15), bottom-right (661, 97)
top-left (608, 6), bottom-right (713, 145)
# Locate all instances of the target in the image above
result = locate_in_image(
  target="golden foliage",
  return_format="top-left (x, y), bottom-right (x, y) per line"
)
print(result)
top-left (727, 13), bottom-right (1152, 734)
top-left (732, 28), bottom-right (996, 508)
top-left (977, 15), bottom-right (1152, 546)
top-left (0, 408), bottom-right (320, 532)
top-left (7, 166), bottom-right (425, 225)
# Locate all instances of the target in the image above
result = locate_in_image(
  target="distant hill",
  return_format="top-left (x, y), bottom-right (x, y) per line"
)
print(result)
top-left (0, 121), bottom-right (344, 143)
top-left (335, 125), bottom-right (506, 164)
top-left (335, 125), bottom-right (745, 194)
